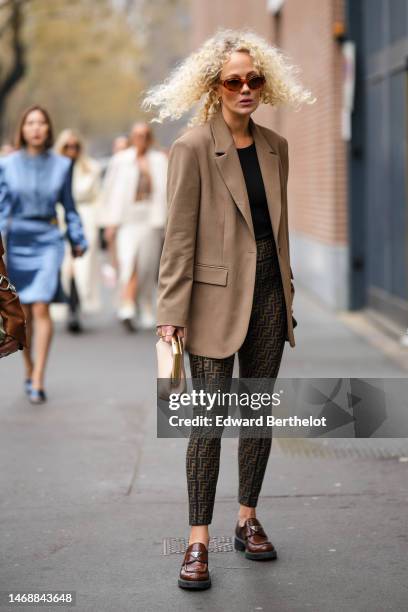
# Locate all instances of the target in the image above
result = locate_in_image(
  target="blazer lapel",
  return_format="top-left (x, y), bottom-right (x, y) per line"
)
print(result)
top-left (211, 109), bottom-right (255, 240)
top-left (210, 108), bottom-right (282, 244)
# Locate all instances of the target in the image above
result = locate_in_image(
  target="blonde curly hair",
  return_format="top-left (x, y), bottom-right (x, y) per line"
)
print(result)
top-left (142, 28), bottom-right (316, 126)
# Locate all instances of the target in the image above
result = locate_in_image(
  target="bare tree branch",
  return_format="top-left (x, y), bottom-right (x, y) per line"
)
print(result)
top-left (0, 0), bottom-right (30, 137)
top-left (0, 1), bottom-right (24, 98)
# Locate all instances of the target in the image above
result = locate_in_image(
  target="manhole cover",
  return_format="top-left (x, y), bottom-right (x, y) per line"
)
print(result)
top-left (163, 536), bottom-right (233, 556)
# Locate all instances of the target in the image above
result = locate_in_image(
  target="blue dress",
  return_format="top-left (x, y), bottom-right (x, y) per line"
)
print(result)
top-left (0, 149), bottom-right (88, 304)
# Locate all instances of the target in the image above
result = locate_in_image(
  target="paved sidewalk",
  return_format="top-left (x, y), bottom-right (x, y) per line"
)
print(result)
top-left (1, 287), bottom-right (407, 612)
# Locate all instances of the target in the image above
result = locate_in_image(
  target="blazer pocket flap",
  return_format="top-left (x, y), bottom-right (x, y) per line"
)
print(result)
top-left (193, 264), bottom-right (228, 286)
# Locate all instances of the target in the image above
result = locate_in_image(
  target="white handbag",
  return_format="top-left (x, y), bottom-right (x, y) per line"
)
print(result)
top-left (156, 333), bottom-right (187, 401)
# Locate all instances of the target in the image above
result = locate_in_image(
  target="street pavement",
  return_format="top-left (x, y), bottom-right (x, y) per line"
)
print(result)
top-left (1, 286), bottom-right (408, 612)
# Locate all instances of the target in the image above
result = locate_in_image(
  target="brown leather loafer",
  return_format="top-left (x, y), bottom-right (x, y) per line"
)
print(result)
top-left (178, 542), bottom-right (211, 590)
top-left (234, 517), bottom-right (277, 560)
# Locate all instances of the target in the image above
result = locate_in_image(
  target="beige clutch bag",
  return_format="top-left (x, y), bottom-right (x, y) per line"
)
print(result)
top-left (156, 333), bottom-right (187, 400)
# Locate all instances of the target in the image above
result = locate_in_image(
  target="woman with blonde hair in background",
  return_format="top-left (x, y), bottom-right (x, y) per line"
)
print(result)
top-left (100, 122), bottom-right (167, 332)
top-left (144, 28), bottom-right (314, 589)
top-left (55, 129), bottom-right (102, 332)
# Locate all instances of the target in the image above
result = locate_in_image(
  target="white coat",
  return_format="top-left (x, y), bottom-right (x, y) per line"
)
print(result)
top-left (99, 147), bottom-right (168, 229)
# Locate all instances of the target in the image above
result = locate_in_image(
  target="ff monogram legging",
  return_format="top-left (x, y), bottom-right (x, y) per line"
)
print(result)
top-left (186, 235), bottom-right (287, 525)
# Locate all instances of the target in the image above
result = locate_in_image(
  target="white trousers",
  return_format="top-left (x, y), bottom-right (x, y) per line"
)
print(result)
top-left (116, 202), bottom-right (162, 319)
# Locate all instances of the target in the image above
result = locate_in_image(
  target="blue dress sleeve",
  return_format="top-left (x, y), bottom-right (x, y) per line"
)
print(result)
top-left (60, 160), bottom-right (88, 251)
top-left (0, 163), bottom-right (12, 235)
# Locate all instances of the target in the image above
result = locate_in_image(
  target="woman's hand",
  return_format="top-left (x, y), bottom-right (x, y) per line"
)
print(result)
top-left (72, 245), bottom-right (86, 258)
top-left (156, 325), bottom-right (185, 344)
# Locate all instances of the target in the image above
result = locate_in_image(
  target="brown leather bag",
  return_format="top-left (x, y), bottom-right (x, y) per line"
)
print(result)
top-left (0, 236), bottom-right (26, 357)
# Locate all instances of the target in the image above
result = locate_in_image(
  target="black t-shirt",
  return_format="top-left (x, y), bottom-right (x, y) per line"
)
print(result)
top-left (236, 142), bottom-right (273, 240)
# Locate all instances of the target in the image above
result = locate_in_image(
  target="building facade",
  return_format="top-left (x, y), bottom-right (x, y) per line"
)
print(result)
top-left (347, 0), bottom-right (408, 331)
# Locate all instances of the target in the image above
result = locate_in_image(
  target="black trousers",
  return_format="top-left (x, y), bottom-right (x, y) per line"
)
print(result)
top-left (186, 235), bottom-right (287, 525)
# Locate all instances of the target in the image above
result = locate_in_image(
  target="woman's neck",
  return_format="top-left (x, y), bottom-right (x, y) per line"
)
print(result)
top-left (25, 144), bottom-right (45, 156)
top-left (221, 107), bottom-right (251, 140)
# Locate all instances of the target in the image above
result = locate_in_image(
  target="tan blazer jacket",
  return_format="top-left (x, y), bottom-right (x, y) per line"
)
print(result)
top-left (157, 107), bottom-right (296, 358)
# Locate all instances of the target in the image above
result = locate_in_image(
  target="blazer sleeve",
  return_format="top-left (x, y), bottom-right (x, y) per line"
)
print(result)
top-left (281, 137), bottom-right (295, 297)
top-left (59, 161), bottom-right (88, 251)
top-left (156, 140), bottom-right (201, 328)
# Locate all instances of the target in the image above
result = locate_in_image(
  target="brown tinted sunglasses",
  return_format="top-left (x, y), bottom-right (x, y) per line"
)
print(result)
top-left (221, 75), bottom-right (266, 92)
top-left (63, 143), bottom-right (80, 151)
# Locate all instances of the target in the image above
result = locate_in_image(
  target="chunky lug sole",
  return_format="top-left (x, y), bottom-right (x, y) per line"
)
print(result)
top-left (178, 576), bottom-right (211, 590)
top-left (234, 536), bottom-right (277, 560)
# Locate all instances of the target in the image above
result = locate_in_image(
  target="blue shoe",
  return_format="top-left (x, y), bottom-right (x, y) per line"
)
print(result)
top-left (24, 379), bottom-right (32, 396)
top-left (28, 388), bottom-right (47, 404)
